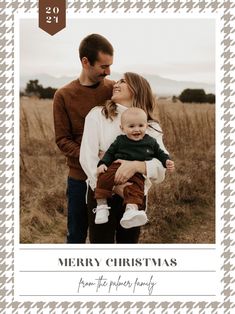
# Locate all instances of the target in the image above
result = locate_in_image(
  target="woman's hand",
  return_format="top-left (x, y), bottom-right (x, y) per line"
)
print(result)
top-left (114, 159), bottom-right (146, 185)
top-left (113, 182), bottom-right (133, 198)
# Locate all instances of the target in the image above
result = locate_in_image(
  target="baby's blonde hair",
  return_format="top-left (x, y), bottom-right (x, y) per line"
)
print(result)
top-left (121, 107), bottom-right (147, 126)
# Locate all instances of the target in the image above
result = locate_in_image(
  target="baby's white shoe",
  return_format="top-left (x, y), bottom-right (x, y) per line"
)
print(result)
top-left (93, 205), bottom-right (110, 224)
top-left (120, 206), bottom-right (148, 229)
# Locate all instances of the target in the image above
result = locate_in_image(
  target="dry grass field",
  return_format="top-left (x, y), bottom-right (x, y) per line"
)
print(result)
top-left (20, 97), bottom-right (215, 243)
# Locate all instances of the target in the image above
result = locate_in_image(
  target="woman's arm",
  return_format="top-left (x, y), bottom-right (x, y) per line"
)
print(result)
top-left (114, 160), bottom-right (146, 185)
top-left (80, 110), bottom-right (100, 191)
top-left (145, 159), bottom-right (166, 184)
top-left (113, 159), bottom-right (165, 185)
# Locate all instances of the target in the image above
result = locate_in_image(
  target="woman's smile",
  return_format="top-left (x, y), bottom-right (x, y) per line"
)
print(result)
top-left (111, 78), bottom-right (133, 106)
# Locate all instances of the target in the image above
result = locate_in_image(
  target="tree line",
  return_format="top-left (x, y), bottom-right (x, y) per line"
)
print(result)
top-left (178, 89), bottom-right (215, 104)
top-left (21, 80), bottom-right (215, 104)
top-left (21, 80), bottom-right (57, 99)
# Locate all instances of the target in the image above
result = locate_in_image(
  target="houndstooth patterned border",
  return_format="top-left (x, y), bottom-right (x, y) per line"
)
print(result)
top-left (1, 0), bottom-right (235, 312)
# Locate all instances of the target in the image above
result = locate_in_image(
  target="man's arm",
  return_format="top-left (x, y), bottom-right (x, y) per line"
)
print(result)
top-left (53, 90), bottom-right (81, 158)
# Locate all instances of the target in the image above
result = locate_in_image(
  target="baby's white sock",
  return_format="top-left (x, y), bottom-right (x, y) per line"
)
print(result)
top-left (97, 199), bottom-right (108, 207)
top-left (125, 203), bottom-right (138, 211)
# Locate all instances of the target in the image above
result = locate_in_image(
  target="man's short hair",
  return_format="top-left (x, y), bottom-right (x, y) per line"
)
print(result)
top-left (79, 34), bottom-right (113, 65)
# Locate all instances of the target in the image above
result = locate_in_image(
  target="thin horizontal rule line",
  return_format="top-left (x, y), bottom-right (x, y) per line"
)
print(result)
top-left (19, 294), bottom-right (216, 297)
top-left (20, 270), bottom-right (216, 273)
top-left (19, 247), bottom-right (216, 250)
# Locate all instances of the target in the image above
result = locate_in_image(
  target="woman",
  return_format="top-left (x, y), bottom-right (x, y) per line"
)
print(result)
top-left (80, 72), bottom-right (168, 243)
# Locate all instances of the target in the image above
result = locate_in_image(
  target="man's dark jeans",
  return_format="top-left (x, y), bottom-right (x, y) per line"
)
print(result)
top-left (67, 177), bottom-right (88, 243)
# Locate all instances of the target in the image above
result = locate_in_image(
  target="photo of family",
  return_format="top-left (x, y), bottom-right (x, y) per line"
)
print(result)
top-left (19, 18), bottom-right (215, 244)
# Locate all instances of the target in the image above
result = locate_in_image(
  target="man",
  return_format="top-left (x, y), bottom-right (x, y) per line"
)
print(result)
top-left (53, 34), bottom-right (114, 243)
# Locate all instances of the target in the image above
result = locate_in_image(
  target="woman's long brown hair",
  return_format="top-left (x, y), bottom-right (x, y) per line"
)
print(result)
top-left (102, 72), bottom-right (159, 124)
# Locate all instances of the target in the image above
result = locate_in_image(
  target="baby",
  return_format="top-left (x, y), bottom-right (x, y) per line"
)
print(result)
top-left (94, 107), bottom-right (175, 229)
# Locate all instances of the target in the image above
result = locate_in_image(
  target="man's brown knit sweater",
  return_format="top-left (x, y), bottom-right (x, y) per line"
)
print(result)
top-left (53, 78), bottom-right (114, 180)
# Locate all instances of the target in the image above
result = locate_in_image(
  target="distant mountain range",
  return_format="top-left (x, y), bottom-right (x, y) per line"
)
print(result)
top-left (20, 73), bottom-right (215, 97)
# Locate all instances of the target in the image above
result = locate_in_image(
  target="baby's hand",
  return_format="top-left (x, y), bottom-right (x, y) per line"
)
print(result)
top-left (97, 164), bottom-right (107, 176)
top-left (166, 160), bottom-right (175, 172)
top-left (98, 150), bottom-right (105, 159)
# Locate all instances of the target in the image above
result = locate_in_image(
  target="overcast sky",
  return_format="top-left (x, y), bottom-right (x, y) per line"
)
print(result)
top-left (20, 18), bottom-right (215, 84)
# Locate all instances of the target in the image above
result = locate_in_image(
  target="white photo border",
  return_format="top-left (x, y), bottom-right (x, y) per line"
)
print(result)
top-left (1, 0), bottom-right (235, 312)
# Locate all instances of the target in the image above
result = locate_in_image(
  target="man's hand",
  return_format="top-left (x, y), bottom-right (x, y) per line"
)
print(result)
top-left (114, 159), bottom-right (146, 185)
top-left (113, 182), bottom-right (133, 198)
top-left (166, 159), bottom-right (175, 172)
top-left (97, 164), bottom-right (107, 176)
